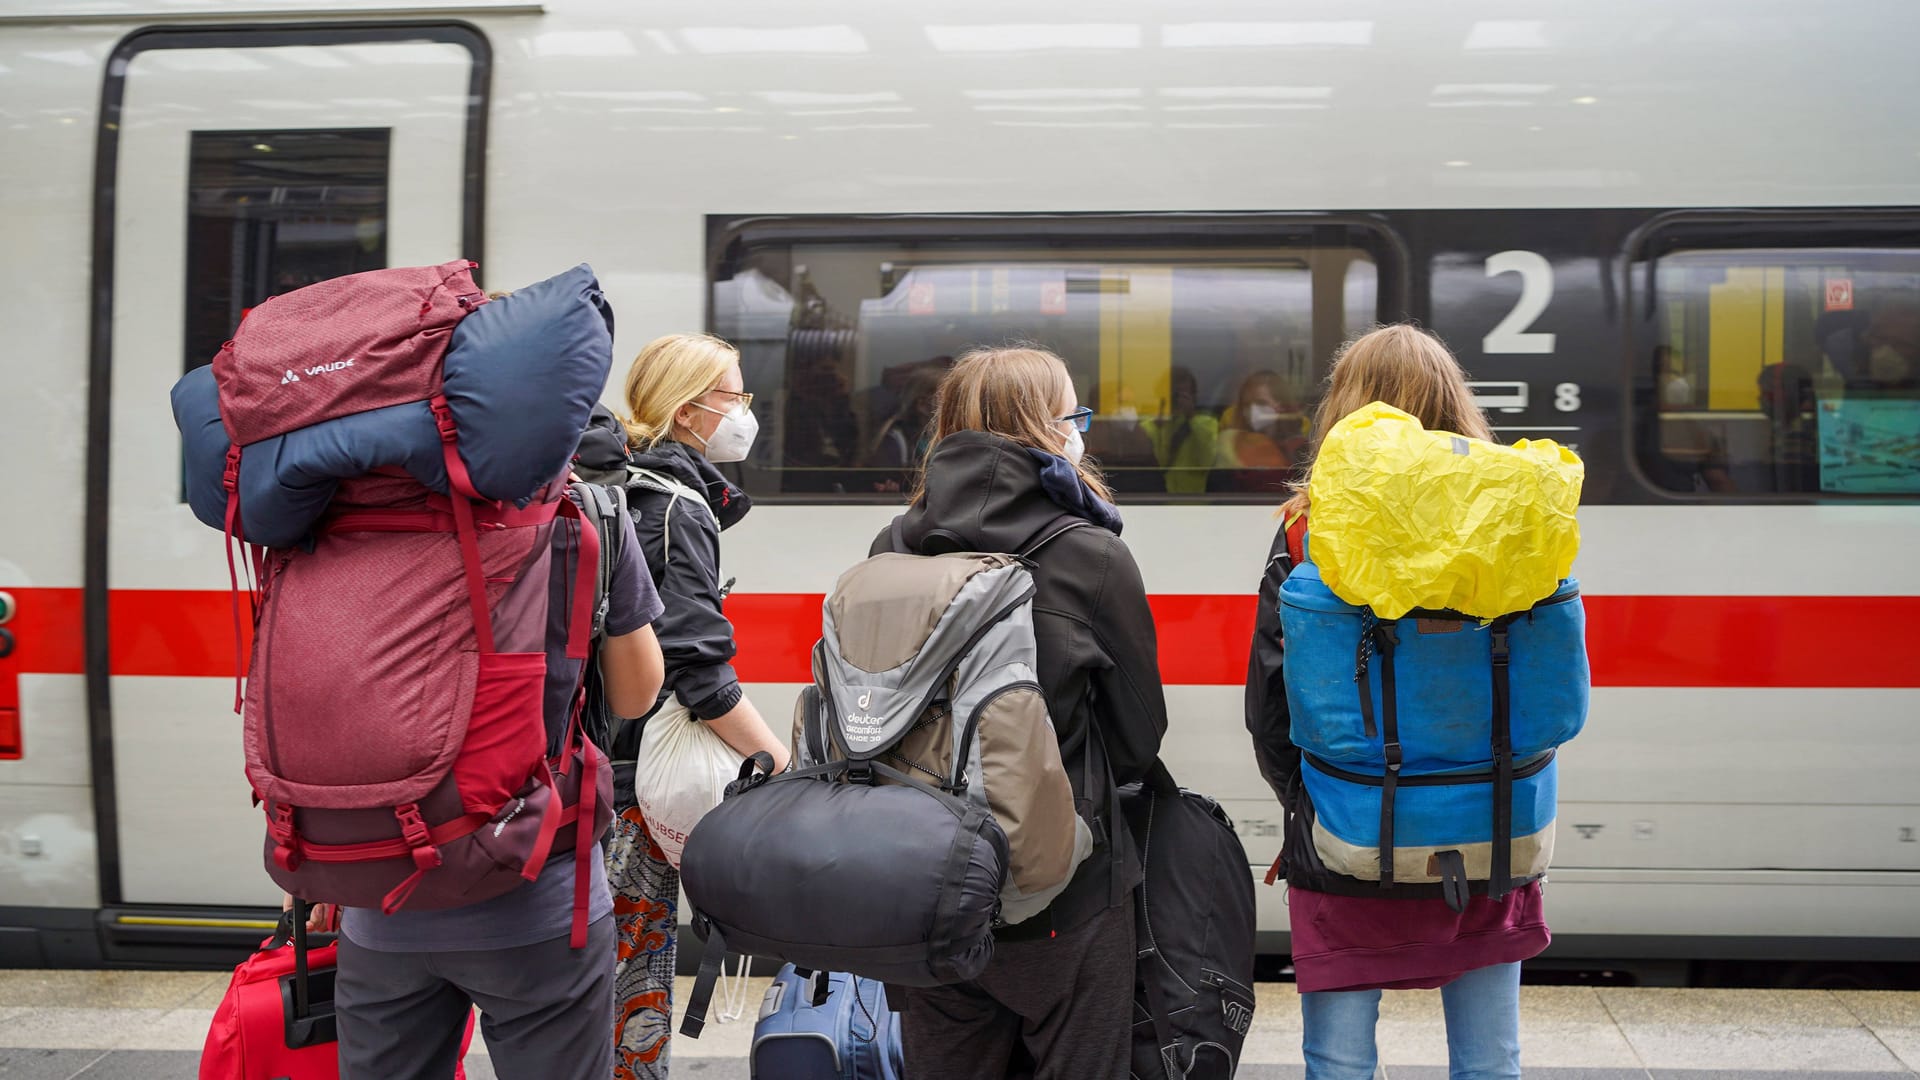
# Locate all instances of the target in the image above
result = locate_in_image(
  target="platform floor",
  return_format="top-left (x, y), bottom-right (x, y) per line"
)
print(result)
top-left (0, 970), bottom-right (1914, 1078)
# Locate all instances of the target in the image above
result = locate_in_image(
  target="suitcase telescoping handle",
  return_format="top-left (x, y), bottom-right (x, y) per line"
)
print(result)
top-left (279, 898), bottom-right (338, 1050)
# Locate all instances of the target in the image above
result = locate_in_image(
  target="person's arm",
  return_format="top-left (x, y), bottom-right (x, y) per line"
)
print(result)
top-left (638, 499), bottom-right (788, 769)
top-left (702, 696), bottom-right (789, 772)
top-left (1246, 522), bottom-right (1299, 803)
top-left (1087, 536), bottom-right (1169, 786)
top-left (598, 623), bottom-right (664, 720)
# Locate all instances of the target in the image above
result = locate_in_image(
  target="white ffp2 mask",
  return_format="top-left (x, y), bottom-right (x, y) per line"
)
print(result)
top-left (689, 401), bottom-right (760, 463)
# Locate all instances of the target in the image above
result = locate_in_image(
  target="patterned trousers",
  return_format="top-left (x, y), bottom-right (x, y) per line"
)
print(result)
top-left (607, 805), bottom-right (679, 1080)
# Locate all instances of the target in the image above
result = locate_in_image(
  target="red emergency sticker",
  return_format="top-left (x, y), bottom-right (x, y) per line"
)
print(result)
top-left (1826, 278), bottom-right (1854, 312)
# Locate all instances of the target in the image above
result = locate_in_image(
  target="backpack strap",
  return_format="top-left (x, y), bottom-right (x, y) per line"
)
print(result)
top-left (627, 465), bottom-right (716, 567)
top-left (1486, 615), bottom-right (1520, 903)
top-left (1019, 513), bottom-right (1091, 559)
top-left (569, 481), bottom-right (626, 640)
top-left (1283, 511), bottom-right (1308, 569)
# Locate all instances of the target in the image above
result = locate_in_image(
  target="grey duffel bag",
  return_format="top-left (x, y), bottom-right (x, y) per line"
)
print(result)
top-left (677, 752), bottom-right (1008, 1037)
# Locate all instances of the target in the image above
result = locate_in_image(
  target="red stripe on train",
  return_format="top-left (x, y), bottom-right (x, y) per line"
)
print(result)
top-left (3, 588), bottom-right (1918, 688)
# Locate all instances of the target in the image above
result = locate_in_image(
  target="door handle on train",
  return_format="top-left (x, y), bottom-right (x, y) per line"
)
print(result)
top-left (0, 628), bottom-right (12, 659)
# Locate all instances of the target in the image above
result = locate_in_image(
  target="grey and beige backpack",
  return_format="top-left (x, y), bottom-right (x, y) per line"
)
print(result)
top-left (676, 517), bottom-right (1092, 1036)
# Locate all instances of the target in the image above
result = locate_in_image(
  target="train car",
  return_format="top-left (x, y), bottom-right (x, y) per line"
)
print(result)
top-left (1, 0), bottom-right (1916, 981)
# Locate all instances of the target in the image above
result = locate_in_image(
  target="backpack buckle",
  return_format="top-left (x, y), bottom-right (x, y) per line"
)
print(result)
top-left (846, 760), bottom-right (874, 784)
top-left (221, 446), bottom-right (241, 493)
top-left (428, 399), bottom-right (459, 444)
top-left (268, 804), bottom-right (303, 871)
top-left (394, 803), bottom-right (441, 871)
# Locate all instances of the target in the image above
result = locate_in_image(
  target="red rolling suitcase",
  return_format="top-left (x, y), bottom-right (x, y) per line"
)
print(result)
top-left (200, 900), bottom-right (475, 1079)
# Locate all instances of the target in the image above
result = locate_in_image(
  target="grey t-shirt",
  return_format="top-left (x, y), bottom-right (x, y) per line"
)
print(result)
top-left (344, 509), bottom-right (661, 952)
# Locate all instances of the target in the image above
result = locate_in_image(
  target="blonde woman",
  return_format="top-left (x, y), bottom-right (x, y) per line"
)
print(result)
top-left (605, 332), bottom-right (788, 1079)
top-left (1246, 325), bottom-right (1542, 1079)
top-left (881, 346), bottom-right (1168, 1080)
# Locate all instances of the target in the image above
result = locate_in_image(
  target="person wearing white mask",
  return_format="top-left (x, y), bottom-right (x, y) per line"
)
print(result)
top-left (1217, 369), bottom-right (1305, 493)
top-left (607, 332), bottom-right (787, 1078)
top-left (874, 346), bottom-right (1167, 1080)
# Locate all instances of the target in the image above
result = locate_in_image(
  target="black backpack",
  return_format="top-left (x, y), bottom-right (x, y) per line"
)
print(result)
top-left (1120, 762), bottom-right (1258, 1080)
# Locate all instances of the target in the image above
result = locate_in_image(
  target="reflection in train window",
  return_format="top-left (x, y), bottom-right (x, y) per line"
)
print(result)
top-left (1638, 241), bottom-right (1920, 497)
top-left (710, 220), bottom-right (1387, 500)
top-left (182, 129), bottom-right (390, 375)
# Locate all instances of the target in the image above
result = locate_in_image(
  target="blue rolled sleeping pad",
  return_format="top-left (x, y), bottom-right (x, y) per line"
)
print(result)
top-left (173, 263), bottom-right (614, 548)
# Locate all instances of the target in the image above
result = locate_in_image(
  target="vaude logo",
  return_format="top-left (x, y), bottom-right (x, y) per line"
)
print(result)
top-left (282, 358), bottom-right (356, 386)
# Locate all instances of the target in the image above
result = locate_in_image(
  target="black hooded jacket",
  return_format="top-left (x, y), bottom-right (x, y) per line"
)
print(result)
top-left (875, 431), bottom-right (1169, 937)
top-left (618, 438), bottom-right (752, 735)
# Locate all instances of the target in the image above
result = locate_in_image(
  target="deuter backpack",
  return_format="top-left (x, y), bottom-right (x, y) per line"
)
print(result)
top-left (676, 517), bottom-right (1093, 1036)
top-left (185, 262), bottom-right (616, 945)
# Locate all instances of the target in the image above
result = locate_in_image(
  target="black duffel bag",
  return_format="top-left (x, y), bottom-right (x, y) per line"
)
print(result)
top-left (677, 754), bottom-right (1009, 1037)
top-left (1121, 762), bottom-right (1259, 1080)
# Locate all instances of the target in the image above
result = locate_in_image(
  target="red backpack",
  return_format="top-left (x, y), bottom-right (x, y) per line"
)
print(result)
top-left (219, 262), bottom-right (611, 945)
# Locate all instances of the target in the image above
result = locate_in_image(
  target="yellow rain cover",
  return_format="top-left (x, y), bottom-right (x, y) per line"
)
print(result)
top-left (1308, 402), bottom-right (1583, 620)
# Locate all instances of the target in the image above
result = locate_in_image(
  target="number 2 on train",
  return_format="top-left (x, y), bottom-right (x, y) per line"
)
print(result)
top-left (1483, 250), bottom-right (1556, 355)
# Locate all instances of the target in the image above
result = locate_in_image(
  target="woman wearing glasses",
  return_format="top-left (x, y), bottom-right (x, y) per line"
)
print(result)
top-left (876, 345), bottom-right (1169, 1080)
top-left (607, 332), bottom-right (788, 1078)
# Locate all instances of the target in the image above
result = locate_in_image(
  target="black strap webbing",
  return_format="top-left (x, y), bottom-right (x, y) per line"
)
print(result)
top-left (679, 921), bottom-right (727, 1039)
top-left (1488, 622), bottom-right (1515, 900)
top-left (1138, 947), bottom-right (1182, 1080)
top-left (1354, 630), bottom-right (1378, 741)
top-left (1374, 621), bottom-right (1401, 888)
top-left (1433, 849), bottom-right (1470, 913)
top-left (289, 899), bottom-right (312, 1020)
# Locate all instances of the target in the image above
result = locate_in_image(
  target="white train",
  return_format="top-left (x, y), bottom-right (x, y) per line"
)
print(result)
top-left (1, 0), bottom-right (1916, 981)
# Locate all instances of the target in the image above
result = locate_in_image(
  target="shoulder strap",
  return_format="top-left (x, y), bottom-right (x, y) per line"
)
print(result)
top-left (570, 481), bottom-right (626, 639)
top-left (626, 465), bottom-right (717, 567)
top-left (1284, 511), bottom-right (1308, 569)
top-left (1018, 513), bottom-right (1090, 559)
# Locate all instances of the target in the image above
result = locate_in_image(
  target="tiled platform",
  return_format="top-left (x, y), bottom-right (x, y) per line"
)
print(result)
top-left (0, 970), bottom-right (1912, 1078)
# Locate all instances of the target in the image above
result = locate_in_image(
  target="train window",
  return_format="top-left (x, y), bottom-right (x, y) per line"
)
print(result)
top-left (1634, 223), bottom-right (1920, 498)
top-left (182, 129), bottom-right (391, 376)
top-left (709, 217), bottom-right (1393, 500)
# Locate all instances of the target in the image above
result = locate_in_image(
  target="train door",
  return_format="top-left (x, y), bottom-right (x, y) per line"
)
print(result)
top-left (95, 25), bottom-right (487, 914)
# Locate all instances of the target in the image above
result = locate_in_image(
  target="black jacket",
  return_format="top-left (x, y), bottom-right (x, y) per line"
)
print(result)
top-left (622, 439), bottom-right (752, 734)
top-left (874, 431), bottom-right (1169, 937)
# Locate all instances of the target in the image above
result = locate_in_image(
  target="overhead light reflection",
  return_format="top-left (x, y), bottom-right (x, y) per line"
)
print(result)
top-left (1462, 21), bottom-right (1548, 50)
top-left (1432, 84), bottom-right (1552, 96)
top-left (925, 24), bottom-right (1141, 51)
top-left (757, 90), bottom-right (903, 106)
top-left (964, 87), bottom-right (1140, 100)
top-left (680, 26), bottom-right (870, 54)
top-left (531, 31), bottom-right (637, 57)
top-left (1161, 22), bottom-right (1372, 48)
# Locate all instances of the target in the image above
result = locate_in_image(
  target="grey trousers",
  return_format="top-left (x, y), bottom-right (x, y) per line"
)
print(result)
top-left (902, 896), bottom-right (1136, 1080)
top-left (334, 915), bottom-right (615, 1080)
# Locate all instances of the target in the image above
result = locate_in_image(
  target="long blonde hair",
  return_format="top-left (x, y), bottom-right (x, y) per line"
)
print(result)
top-left (1282, 324), bottom-right (1492, 520)
top-left (914, 346), bottom-right (1113, 504)
top-left (621, 333), bottom-right (739, 449)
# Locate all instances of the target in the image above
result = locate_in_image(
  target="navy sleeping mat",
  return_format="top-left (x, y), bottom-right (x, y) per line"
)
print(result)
top-left (174, 263), bottom-right (614, 548)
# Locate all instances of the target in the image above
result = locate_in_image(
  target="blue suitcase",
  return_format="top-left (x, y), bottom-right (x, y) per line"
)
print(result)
top-left (751, 964), bottom-right (904, 1080)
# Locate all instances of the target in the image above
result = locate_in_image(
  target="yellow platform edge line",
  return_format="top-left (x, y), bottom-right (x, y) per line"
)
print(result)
top-left (116, 916), bottom-right (278, 930)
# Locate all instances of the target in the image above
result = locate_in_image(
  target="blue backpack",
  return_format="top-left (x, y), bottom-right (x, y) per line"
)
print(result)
top-left (1279, 523), bottom-right (1589, 909)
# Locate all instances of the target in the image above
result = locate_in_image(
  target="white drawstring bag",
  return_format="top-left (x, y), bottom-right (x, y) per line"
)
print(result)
top-left (630, 695), bottom-right (745, 869)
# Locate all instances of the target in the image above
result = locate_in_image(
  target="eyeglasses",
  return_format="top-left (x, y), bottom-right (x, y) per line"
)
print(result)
top-left (708, 387), bottom-right (754, 411)
top-left (1057, 406), bottom-right (1094, 432)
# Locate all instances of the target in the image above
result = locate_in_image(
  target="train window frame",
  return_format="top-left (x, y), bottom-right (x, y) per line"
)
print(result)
top-left (1622, 208), bottom-right (1920, 504)
top-left (704, 212), bottom-right (1411, 505)
top-left (84, 20), bottom-right (491, 909)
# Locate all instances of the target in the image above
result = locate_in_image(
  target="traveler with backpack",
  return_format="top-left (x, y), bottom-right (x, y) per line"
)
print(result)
top-left (320, 481), bottom-right (665, 1080)
top-left (1248, 325), bottom-right (1586, 1080)
top-left (605, 332), bottom-right (790, 1076)
top-left (881, 346), bottom-right (1169, 1080)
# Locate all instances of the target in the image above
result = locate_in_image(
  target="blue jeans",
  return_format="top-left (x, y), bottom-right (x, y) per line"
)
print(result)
top-left (1300, 961), bottom-right (1521, 1080)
